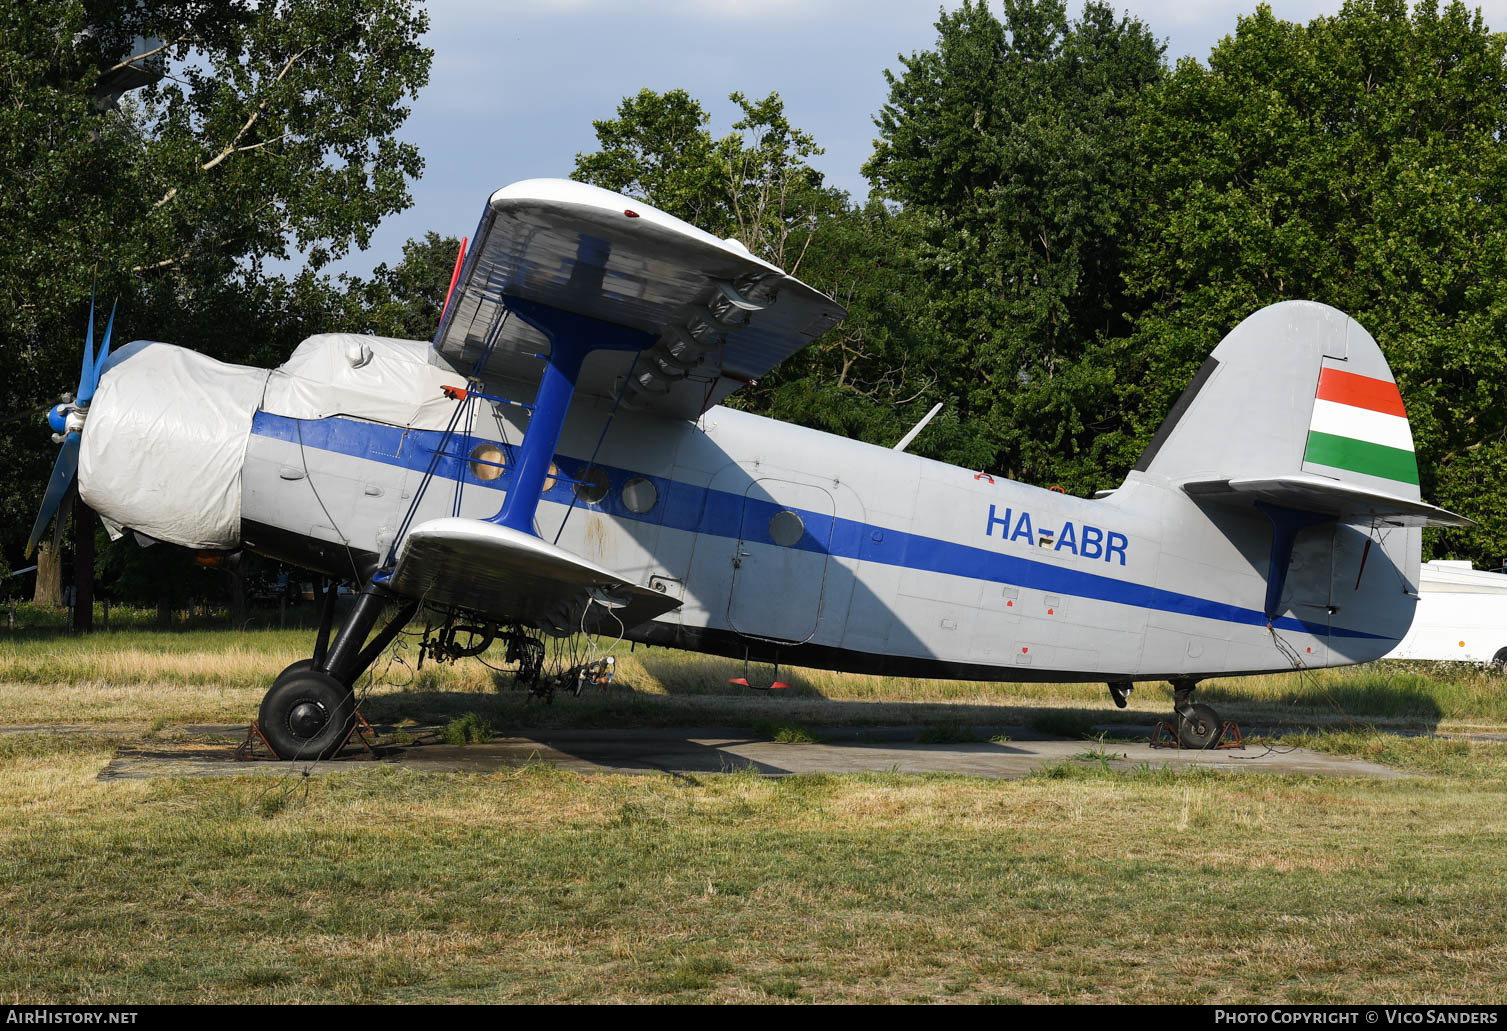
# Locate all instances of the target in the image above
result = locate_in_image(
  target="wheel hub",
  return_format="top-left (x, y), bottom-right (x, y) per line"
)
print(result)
top-left (288, 699), bottom-right (328, 738)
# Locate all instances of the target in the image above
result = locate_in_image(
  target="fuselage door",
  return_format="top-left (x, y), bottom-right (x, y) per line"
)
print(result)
top-left (728, 478), bottom-right (836, 643)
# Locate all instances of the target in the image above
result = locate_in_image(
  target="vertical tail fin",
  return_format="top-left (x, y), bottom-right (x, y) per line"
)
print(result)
top-left (1133, 300), bottom-right (1466, 528)
top-left (1135, 300), bottom-right (1421, 497)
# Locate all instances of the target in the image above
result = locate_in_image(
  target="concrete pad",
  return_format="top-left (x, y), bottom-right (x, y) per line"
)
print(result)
top-left (94, 725), bottom-right (1413, 781)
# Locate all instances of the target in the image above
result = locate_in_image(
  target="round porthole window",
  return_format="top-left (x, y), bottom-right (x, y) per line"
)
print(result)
top-left (469, 443), bottom-right (505, 481)
top-left (621, 476), bottom-right (658, 514)
top-left (769, 509), bottom-right (805, 547)
top-left (574, 466), bottom-right (609, 504)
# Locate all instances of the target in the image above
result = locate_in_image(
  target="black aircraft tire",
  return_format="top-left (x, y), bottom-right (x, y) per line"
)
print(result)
top-left (275, 658), bottom-right (353, 690)
top-left (1177, 703), bottom-right (1222, 749)
top-left (277, 658), bottom-right (316, 680)
top-left (258, 670), bottom-right (356, 761)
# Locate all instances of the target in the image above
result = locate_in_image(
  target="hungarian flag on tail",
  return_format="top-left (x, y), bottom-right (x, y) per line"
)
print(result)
top-left (1302, 366), bottom-right (1418, 486)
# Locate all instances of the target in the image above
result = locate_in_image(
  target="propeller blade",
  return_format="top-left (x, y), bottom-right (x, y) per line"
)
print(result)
top-left (51, 482), bottom-right (77, 559)
top-left (90, 299), bottom-right (117, 394)
top-left (25, 433), bottom-right (81, 559)
top-left (77, 292), bottom-right (96, 404)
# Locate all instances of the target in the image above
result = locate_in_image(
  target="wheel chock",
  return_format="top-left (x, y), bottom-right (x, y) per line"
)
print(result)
top-left (1149, 720), bottom-right (1244, 750)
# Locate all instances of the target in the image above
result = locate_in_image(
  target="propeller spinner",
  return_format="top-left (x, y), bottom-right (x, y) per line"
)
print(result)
top-left (25, 295), bottom-right (116, 558)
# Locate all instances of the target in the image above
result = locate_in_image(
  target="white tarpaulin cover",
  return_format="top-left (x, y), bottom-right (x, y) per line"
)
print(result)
top-left (79, 341), bottom-right (269, 549)
top-left (261, 334), bottom-right (460, 429)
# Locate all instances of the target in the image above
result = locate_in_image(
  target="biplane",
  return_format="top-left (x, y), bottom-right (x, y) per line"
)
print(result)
top-left (27, 179), bottom-right (1470, 758)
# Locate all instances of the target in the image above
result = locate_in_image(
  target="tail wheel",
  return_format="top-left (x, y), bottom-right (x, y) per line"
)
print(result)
top-left (258, 668), bottom-right (355, 760)
top-left (1177, 703), bottom-right (1222, 749)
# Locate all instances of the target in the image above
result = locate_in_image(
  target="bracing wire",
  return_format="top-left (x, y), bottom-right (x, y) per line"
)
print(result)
top-left (294, 419), bottom-right (364, 586)
top-left (388, 309), bottom-right (510, 567)
top-left (1203, 619), bottom-right (1362, 763)
top-left (553, 351), bottom-right (641, 547)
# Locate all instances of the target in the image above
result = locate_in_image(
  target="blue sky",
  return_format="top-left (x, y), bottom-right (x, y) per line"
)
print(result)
top-left (317, 0), bottom-right (1507, 279)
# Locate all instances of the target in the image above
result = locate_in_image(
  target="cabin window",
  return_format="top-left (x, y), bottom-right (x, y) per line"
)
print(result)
top-left (469, 443), bottom-right (505, 482)
top-left (769, 510), bottom-right (805, 547)
top-left (574, 466), bottom-right (609, 504)
top-left (621, 476), bottom-right (658, 514)
top-left (542, 462), bottom-right (559, 493)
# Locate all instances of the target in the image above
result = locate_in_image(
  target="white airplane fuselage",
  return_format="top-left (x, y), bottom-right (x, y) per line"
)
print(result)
top-left (219, 333), bottom-right (1415, 684)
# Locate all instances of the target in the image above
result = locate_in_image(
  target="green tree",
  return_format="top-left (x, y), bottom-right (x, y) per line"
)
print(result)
top-left (741, 198), bottom-right (939, 449)
top-left (721, 90), bottom-right (828, 273)
top-left (345, 231), bottom-right (466, 340)
top-left (574, 90), bottom-right (940, 449)
top-left (863, 0), bottom-right (1164, 485)
top-left (572, 88), bottom-right (731, 234)
top-left (0, 0), bottom-right (431, 575)
top-left (1122, 0), bottom-right (1507, 561)
top-left (573, 88), bottom-right (838, 271)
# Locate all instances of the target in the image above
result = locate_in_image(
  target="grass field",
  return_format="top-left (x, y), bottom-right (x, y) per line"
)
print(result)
top-left (3, 624), bottom-right (1504, 732)
top-left (2, 625), bottom-right (1507, 1003)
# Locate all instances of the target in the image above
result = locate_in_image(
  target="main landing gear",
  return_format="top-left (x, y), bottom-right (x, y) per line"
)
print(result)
top-left (256, 578), bottom-right (418, 760)
top-left (1105, 677), bottom-right (1225, 749)
top-left (1171, 678), bottom-right (1222, 749)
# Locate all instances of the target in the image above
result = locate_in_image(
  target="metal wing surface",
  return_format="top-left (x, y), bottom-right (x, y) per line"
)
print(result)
top-left (432, 179), bottom-right (845, 419)
top-left (389, 517), bottom-right (682, 632)
top-left (1183, 473), bottom-right (1473, 527)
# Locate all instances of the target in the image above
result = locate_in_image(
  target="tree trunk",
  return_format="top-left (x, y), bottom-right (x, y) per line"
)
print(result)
top-left (72, 501), bottom-right (94, 633)
top-left (32, 540), bottom-right (62, 607)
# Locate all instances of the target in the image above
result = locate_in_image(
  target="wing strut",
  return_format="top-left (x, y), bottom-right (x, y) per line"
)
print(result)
top-left (492, 296), bottom-right (656, 536)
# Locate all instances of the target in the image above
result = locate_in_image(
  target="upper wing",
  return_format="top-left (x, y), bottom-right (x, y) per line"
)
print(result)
top-left (389, 517), bottom-right (682, 633)
top-left (1183, 472), bottom-right (1473, 527)
top-left (432, 179), bottom-right (846, 420)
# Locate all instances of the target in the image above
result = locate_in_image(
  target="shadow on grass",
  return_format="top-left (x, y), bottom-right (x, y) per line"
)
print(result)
top-left (358, 660), bottom-right (1480, 744)
top-left (630, 648), bottom-right (828, 697)
top-left (357, 688), bottom-right (1126, 742)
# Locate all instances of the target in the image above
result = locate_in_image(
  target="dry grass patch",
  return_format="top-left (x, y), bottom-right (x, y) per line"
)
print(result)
top-left (4, 630), bottom-right (1507, 1001)
top-left (2, 737), bottom-right (1507, 1002)
top-left (6, 628), bottom-right (1507, 733)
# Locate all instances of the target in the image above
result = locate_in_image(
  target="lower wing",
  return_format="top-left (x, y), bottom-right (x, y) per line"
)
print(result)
top-left (388, 517), bottom-right (682, 633)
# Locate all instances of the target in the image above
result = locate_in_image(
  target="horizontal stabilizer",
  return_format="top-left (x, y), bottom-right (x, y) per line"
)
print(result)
top-left (390, 517), bottom-right (681, 632)
top-left (1183, 473), bottom-right (1472, 527)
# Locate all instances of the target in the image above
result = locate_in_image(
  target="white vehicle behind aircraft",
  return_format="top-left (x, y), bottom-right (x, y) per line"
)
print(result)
top-left (1384, 560), bottom-right (1507, 665)
top-left (25, 179), bottom-right (1470, 759)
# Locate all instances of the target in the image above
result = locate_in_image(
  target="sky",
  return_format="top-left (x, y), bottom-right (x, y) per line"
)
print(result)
top-left (313, 0), bottom-right (1507, 280)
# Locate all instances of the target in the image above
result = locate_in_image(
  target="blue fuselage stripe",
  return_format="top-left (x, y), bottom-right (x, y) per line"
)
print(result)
top-left (250, 411), bottom-right (1387, 641)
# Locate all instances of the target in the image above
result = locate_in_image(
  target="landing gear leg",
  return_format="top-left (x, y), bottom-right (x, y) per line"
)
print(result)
top-left (1171, 677), bottom-right (1220, 750)
top-left (1108, 680), bottom-right (1133, 708)
top-left (257, 580), bottom-right (418, 759)
top-left (318, 582), bottom-right (417, 687)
